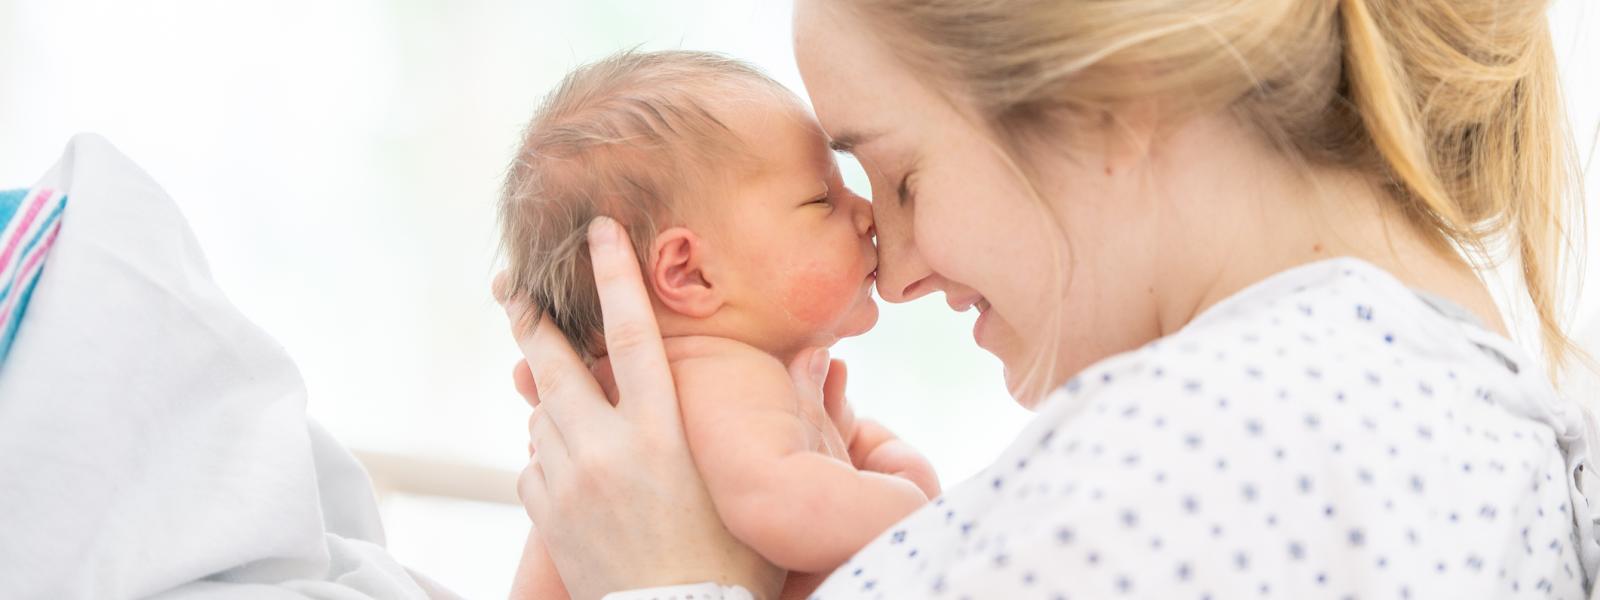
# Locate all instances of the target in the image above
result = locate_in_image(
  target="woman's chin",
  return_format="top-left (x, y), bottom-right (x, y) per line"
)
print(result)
top-left (999, 359), bottom-right (1058, 410)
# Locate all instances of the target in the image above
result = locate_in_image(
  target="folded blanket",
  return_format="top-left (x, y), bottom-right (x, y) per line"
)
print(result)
top-left (0, 185), bottom-right (66, 363)
top-left (0, 134), bottom-right (459, 600)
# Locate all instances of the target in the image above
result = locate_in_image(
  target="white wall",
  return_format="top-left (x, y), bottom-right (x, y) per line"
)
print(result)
top-left (0, 2), bottom-right (1028, 596)
top-left (0, 1), bottom-right (1593, 596)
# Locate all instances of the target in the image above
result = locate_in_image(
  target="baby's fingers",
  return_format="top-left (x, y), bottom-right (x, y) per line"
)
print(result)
top-left (786, 347), bottom-right (832, 403)
top-left (822, 359), bottom-right (849, 418)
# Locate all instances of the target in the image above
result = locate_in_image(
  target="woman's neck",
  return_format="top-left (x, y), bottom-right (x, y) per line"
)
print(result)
top-left (1149, 116), bottom-right (1509, 339)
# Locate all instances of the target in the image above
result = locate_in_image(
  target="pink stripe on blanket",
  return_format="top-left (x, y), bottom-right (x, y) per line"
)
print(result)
top-left (0, 216), bottom-right (64, 326)
top-left (0, 187), bottom-right (55, 272)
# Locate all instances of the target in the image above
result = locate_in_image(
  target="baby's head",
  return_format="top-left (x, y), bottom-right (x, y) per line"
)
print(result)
top-left (500, 50), bottom-right (878, 363)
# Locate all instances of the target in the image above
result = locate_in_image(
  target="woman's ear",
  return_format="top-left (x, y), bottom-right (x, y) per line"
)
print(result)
top-left (650, 227), bottom-right (722, 319)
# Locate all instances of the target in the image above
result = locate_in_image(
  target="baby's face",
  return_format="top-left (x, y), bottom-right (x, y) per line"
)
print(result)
top-left (704, 99), bottom-right (879, 357)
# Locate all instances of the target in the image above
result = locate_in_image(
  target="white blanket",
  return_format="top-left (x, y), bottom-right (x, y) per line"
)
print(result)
top-left (0, 134), bottom-right (459, 600)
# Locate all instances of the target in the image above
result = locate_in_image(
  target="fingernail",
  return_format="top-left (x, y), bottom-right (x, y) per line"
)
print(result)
top-left (588, 216), bottom-right (620, 248)
top-left (809, 348), bottom-right (830, 383)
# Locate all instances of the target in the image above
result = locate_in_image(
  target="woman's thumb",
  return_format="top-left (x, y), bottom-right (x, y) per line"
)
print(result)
top-left (787, 347), bottom-right (831, 396)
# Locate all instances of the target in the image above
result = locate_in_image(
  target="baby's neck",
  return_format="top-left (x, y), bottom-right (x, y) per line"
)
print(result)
top-left (658, 330), bottom-right (810, 366)
top-left (655, 308), bottom-right (816, 367)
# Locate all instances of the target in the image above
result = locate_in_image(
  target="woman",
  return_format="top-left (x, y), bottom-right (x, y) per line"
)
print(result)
top-left (504, 0), bottom-right (1594, 598)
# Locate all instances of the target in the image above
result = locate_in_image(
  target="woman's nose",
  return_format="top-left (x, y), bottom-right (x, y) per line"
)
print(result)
top-left (872, 216), bottom-right (936, 304)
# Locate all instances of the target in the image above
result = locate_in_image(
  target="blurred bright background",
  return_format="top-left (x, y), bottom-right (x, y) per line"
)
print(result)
top-left (0, 1), bottom-right (1594, 597)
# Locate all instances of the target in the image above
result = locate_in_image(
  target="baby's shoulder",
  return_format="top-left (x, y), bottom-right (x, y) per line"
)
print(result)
top-left (665, 335), bottom-right (796, 410)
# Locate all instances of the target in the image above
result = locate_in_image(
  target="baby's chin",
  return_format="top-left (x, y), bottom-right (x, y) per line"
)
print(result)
top-left (779, 296), bottom-right (878, 356)
top-left (830, 297), bottom-right (880, 339)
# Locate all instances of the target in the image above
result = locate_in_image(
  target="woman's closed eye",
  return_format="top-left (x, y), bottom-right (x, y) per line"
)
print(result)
top-left (896, 170), bottom-right (917, 206)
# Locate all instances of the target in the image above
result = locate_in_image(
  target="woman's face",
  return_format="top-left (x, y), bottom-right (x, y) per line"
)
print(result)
top-left (793, 0), bottom-right (1166, 406)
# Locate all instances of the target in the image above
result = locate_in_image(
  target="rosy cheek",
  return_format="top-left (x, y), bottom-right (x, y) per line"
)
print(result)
top-left (779, 262), bottom-right (859, 327)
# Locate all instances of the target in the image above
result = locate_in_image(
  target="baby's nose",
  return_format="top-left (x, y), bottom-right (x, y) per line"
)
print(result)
top-left (848, 193), bottom-right (874, 238)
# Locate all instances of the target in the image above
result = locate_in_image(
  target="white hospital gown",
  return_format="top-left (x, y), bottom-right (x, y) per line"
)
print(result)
top-left (612, 258), bottom-right (1598, 600)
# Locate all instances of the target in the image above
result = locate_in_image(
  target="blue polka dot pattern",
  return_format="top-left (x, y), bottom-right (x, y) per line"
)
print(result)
top-left (801, 259), bottom-right (1588, 600)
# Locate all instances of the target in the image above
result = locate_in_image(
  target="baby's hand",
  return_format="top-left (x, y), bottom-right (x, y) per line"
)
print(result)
top-left (850, 419), bottom-right (941, 498)
top-left (821, 361), bottom-right (942, 498)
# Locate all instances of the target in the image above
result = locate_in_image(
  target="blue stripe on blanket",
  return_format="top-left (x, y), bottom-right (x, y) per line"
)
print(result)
top-left (0, 276), bottom-right (47, 361)
top-left (0, 188), bottom-right (64, 366)
top-left (0, 189), bottom-right (25, 222)
top-left (0, 199), bottom-right (67, 301)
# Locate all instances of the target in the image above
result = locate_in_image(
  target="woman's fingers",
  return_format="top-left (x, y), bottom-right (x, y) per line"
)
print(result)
top-left (498, 265), bottom-right (608, 432)
top-left (516, 460), bottom-right (549, 522)
top-left (511, 310), bottom-right (611, 437)
top-left (513, 359), bottom-right (539, 408)
top-left (586, 217), bottom-right (676, 422)
top-left (590, 355), bottom-right (620, 407)
top-left (491, 270), bottom-right (511, 305)
top-left (529, 406), bottom-right (571, 483)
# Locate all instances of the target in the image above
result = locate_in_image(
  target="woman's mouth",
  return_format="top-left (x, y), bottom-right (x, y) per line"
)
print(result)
top-left (967, 298), bottom-right (994, 348)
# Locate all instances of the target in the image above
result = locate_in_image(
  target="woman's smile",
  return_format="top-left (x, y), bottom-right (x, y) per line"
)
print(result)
top-left (971, 298), bottom-right (993, 349)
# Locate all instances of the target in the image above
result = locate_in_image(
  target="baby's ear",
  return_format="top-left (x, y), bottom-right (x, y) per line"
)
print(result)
top-left (650, 227), bottom-right (722, 319)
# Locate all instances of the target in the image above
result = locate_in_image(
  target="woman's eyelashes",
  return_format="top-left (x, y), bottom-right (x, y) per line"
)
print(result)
top-left (896, 171), bottom-right (917, 206)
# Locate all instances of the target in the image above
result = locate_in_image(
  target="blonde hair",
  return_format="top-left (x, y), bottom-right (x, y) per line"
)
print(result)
top-left (843, 0), bottom-right (1582, 374)
top-left (498, 50), bottom-right (789, 359)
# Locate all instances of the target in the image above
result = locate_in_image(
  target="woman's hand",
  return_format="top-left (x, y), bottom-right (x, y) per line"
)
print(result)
top-left (497, 217), bottom-right (830, 600)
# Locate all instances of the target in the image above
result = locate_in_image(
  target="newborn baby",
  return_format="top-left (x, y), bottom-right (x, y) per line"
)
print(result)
top-left (498, 51), bottom-right (940, 599)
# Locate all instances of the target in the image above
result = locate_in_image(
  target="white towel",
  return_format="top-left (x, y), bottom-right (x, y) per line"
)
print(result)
top-left (0, 134), bottom-right (458, 600)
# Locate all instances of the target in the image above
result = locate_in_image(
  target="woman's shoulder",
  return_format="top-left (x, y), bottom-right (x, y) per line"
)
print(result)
top-left (1041, 257), bottom-right (1554, 444)
top-left (1010, 256), bottom-right (1568, 529)
top-left (1053, 257), bottom-right (1516, 407)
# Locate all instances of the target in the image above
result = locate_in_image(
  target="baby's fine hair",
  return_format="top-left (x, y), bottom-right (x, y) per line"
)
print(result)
top-left (498, 50), bottom-right (792, 360)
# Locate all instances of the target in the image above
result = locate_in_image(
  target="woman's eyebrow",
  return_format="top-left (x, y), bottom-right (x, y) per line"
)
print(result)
top-left (828, 130), bottom-right (882, 154)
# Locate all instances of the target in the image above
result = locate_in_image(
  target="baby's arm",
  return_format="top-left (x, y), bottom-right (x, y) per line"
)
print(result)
top-left (847, 418), bottom-right (941, 498)
top-left (819, 361), bottom-right (940, 498)
top-left (672, 340), bottom-right (929, 574)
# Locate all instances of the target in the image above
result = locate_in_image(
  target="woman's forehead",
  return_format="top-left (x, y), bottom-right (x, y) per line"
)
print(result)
top-left (794, 2), bottom-right (885, 123)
